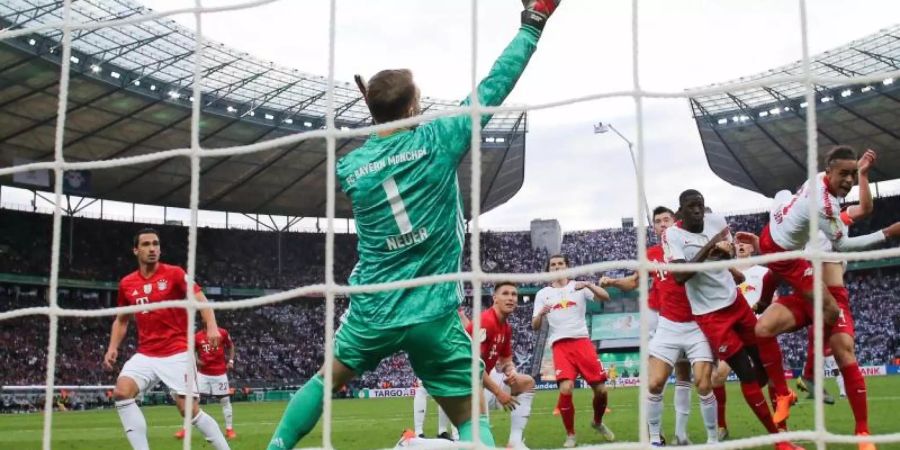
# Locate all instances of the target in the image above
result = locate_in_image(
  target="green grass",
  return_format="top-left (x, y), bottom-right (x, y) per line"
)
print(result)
top-left (2, 377), bottom-right (900, 449)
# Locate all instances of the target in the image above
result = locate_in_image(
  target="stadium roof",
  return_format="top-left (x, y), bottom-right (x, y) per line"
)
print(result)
top-left (0, 0), bottom-right (527, 218)
top-left (689, 24), bottom-right (900, 197)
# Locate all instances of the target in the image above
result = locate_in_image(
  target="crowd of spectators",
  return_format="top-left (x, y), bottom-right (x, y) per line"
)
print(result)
top-left (1, 198), bottom-right (899, 397)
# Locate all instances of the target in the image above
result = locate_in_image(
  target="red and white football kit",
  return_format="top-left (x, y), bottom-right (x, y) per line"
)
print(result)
top-left (197, 328), bottom-right (233, 396)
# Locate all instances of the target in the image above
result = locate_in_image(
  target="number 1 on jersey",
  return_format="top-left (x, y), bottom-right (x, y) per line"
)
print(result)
top-left (382, 177), bottom-right (413, 234)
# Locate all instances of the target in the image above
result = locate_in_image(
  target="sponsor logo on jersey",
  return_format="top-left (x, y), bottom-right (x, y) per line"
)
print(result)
top-left (157, 279), bottom-right (168, 291)
top-left (143, 283), bottom-right (152, 294)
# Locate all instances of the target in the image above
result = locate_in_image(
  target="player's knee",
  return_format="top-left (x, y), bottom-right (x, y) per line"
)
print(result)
top-left (111, 388), bottom-right (132, 401)
top-left (519, 374), bottom-right (536, 391)
top-left (558, 381), bottom-right (574, 395)
top-left (695, 375), bottom-right (712, 395)
top-left (648, 376), bottom-right (666, 395)
top-left (755, 319), bottom-right (776, 338)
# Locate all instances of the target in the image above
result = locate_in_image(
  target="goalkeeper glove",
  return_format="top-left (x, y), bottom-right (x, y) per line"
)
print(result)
top-left (521, 0), bottom-right (560, 31)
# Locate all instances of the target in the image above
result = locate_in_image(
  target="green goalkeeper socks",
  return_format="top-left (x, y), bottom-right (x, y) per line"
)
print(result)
top-left (458, 415), bottom-right (496, 447)
top-left (267, 375), bottom-right (324, 450)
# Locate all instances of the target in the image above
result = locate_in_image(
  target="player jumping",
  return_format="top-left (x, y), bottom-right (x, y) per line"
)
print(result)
top-left (663, 191), bottom-right (802, 450)
top-left (601, 206), bottom-right (700, 445)
top-left (533, 254), bottom-right (614, 448)
top-left (266, 2), bottom-right (562, 448)
top-left (103, 228), bottom-right (230, 450)
top-left (175, 326), bottom-right (238, 440)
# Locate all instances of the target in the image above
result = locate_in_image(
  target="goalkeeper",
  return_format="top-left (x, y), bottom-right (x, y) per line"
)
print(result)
top-left (267, 1), bottom-right (561, 449)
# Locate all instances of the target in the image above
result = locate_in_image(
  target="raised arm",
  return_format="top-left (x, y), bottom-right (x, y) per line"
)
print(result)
top-left (575, 281), bottom-right (610, 302)
top-left (428, 1), bottom-right (559, 160)
top-left (600, 273), bottom-right (639, 292)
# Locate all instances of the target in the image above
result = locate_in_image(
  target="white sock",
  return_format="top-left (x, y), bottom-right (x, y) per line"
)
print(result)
top-left (192, 410), bottom-right (230, 450)
top-left (115, 399), bottom-right (149, 450)
top-left (414, 386), bottom-right (428, 435)
top-left (437, 406), bottom-right (456, 438)
top-left (836, 373), bottom-right (846, 396)
top-left (219, 396), bottom-right (233, 429)
top-left (699, 392), bottom-right (718, 443)
top-left (674, 381), bottom-right (691, 441)
top-left (509, 391), bottom-right (534, 445)
top-left (647, 392), bottom-right (664, 444)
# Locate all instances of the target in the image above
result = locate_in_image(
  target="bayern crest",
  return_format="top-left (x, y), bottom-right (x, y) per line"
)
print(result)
top-left (157, 279), bottom-right (168, 291)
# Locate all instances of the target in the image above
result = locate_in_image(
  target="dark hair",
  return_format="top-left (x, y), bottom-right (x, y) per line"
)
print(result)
top-left (493, 281), bottom-right (517, 293)
top-left (133, 228), bottom-right (159, 248)
top-left (545, 254), bottom-right (569, 272)
top-left (365, 69), bottom-right (418, 124)
top-left (652, 206), bottom-right (675, 219)
top-left (825, 145), bottom-right (857, 167)
top-left (678, 189), bottom-right (703, 205)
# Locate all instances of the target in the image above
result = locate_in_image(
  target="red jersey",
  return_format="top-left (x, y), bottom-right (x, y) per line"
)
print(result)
top-left (117, 263), bottom-right (202, 357)
top-left (465, 307), bottom-right (512, 373)
top-left (648, 245), bottom-right (693, 323)
top-left (197, 327), bottom-right (233, 376)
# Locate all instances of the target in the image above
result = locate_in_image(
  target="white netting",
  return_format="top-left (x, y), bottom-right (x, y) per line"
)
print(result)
top-left (1, 0), bottom-right (900, 449)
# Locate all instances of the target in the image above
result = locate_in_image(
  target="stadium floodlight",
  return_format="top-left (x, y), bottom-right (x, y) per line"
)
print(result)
top-left (732, 115), bottom-right (740, 123)
top-left (717, 118), bottom-right (728, 125)
top-left (884, 77), bottom-right (895, 86)
top-left (133, 80), bottom-right (140, 86)
top-left (861, 85), bottom-right (874, 93)
top-left (841, 89), bottom-right (852, 97)
top-left (496, 137), bottom-right (505, 143)
top-left (770, 107), bottom-right (781, 115)
top-left (248, 110), bottom-right (255, 117)
top-left (821, 96), bottom-right (833, 103)
top-left (485, 137), bottom-right (496, 143)
top-left (800, 101), bottom-right (808, 108)
top-left (226, 106), bottom-right (237, 113)
top-left (150, 84), bottom-right (156, 91)
top-left (28, 38), bottom-right (36, 46)
top-left (594, 121), bottom-right (651, 226)
top-left (69, 56), bottom-right (79, 64)
top-left (264, 113), bottom-right (274, 120)
top-left (303, 121), bottom-right (313, 127)
top-left (284, 118), bottom-right (293, 124)
top-left (90, 64), bottom-right (101, 73)
top-left (110, 71), bottom-right (120, 79)
top-left (189, 96), bottom-right (195, 102)
top-left (759, 111), bottom-right (769, 118)
top-left (168, 91), bottom-right (180, 100)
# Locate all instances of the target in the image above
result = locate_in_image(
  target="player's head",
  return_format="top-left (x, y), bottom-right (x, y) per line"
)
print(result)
top-left (677, 189), bottom-right (705, 228)
top-left (546, 254), bottom-right (569, 272)
top-left (364, 69), bottom-right (421, 124)
top-left (132, 227), bottom-right (160, 265)
top-left (736, 242), bottom-right (755, 259)
top-left (492, 281), bottom-right (518, 315)
top-left (651, 206), bottom-right (675, 238)
top-left (824, 145), bottom-right (859, 197)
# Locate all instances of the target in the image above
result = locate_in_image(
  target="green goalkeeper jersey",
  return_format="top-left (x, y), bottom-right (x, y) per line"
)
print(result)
top-left (337, 26), bottom-right (540, 329)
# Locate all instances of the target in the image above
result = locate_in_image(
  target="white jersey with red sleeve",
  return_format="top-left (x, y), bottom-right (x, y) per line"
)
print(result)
top-left (197, 327), bottom-right (233, 376)
top-left (769, 173), bottom-right (884, 252)
top-left (465, 308), bottom-right (512, 373)
top-left (663, 214), bottom-right (737, 315)
top-left (117, 263), bottom-right (202, 357)
top-left (533, 281), bottom-right (592, 346)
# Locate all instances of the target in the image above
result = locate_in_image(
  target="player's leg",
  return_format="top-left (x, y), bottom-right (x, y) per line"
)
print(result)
top-left (826, 290), bottom-right (871, 441)
top-left (507, 373), bottom-right (535, 448)
top-left (413, 380), bottom-right (428, 437)
top-left (268, 314), bottom-right (394, 450)
top-left (405, 311), bottom-right (495, 447)
top-left (572, 338), bottom-right (614, 441)
top-left (684, 323), bottom-right (717, 444)
top-left (711, 360), bottom-right (731, 439)
top-left (177, 375), bottom-right (213, 439)
top-left (799, 330), bottom-right (835, 404)
top-left (215, 376), bottom-right (235, 438)
top-left (113, 374), bottom-right (150, 450)
top-left (437, 405), bottom-right (456, 440)
top-left (673, 358), bottom-right (693, 444)
top-left (551, 340), bottom-right (578, 445)
top-left (161, 353), bottom-right (229, 450)
top-left (753, 299), bottom-right (800, 423)
top-left (645, 356), bottom-right (674, 445)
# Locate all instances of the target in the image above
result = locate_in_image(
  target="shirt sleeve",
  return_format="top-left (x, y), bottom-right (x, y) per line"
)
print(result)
top-left (663, 228), bottom-right (686, 262)
top-left (421, 26), bottom-right (540, 164)
top-left (174, 266), bottom-right (203, 295)
top-left (532, 290), bottom-right (546, 318)
top-left (116, 284), bottom-right (127, 307)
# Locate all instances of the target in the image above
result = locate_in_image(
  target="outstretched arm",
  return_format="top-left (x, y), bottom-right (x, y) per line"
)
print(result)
top-left (846, 149), bottom-right (875, 221)
top-left (600, 273), bottom-right (639, 291)
top-left (428, 1), bottom-right (560, 160)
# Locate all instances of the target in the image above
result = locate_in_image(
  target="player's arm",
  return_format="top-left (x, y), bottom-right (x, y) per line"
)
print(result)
top-left (599, 273), bottom-right (639, 291)
top-left (457, 307), bottom-right (471, 330)
top-left (426, 1), bottom-right (558, 161)
top-left (575, 280), bottom-right (610, 302)
top-left (669, 227), bottom-right (731, 284)
top-left (103, 313), bottom-right (132, 370)
top-left (531, 294), bottom-right (551, 331)
top-left (846, 149), bottom-right (875, 221)
top-left (227, 339), bottom-right (236, 370)
top-left (728, 267), bottom-right (746, 285)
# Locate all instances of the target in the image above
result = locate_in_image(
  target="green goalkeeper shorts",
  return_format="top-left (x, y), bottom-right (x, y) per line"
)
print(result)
top-left (333, 310), bottom-right (480, 397)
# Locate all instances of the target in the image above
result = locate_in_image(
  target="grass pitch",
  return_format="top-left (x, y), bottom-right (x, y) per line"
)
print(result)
top-left (2, 376), bottom-right (899, 449)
